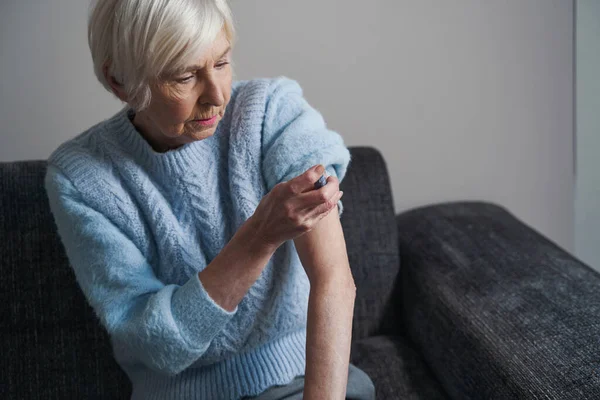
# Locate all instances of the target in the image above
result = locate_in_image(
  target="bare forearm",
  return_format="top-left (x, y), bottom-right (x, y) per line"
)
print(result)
top-left (304, 273), bottom-right (356, 400)
top-left (293, 206), bottom-right (356, 399)
top-left (198, 216), bottom-right (278, 312)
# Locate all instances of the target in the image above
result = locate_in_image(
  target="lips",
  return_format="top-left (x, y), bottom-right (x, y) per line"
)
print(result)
top-left (193, 114), bottom-right (218, 127)
top-left (194, 116), bottom-right (217, 121)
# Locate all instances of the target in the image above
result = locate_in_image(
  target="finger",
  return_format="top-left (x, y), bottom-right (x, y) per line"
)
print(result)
top-left (305, 190), bottom-right (343, 218)
top-left (290, 164), bottom-right (328, 194)
top-left (297, 176), bottom-right (340, 210)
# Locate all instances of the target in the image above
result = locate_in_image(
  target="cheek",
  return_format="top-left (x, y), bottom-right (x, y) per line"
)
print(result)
top-left (222, 82), bottom-right (233, 107)
top-left (161, 97), bottom-right (195, 125)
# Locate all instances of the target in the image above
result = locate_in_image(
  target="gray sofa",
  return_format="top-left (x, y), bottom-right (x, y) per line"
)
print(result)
top-left (1, 147), bottom-right (599, 399)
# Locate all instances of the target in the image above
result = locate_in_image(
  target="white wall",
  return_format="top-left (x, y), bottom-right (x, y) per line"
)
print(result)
top-left (0, 0), bottom-right (123, 161)
top-left (0, 0), bottom-right (574, 253)
top-left (576, 0), bottom-right (600, 270)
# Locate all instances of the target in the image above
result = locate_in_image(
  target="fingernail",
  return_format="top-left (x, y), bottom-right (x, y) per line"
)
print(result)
top-left (317, 165), bottom-right (325, 174)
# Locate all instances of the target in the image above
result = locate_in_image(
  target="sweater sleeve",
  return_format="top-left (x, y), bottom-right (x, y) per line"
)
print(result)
top-left (261, 77), bottom-right (352, 217)
top-left (44, 164), bottom-right (237, 376)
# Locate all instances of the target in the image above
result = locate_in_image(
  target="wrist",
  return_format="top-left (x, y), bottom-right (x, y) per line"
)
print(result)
top-left (245, 215), bottom-right (281, 253)
top-left (244, 216), bottom-right (281, 253)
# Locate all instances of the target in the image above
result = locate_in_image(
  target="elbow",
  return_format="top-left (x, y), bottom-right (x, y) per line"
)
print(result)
top-left (339, 268), bottom-right (357, 303)
top-left (140, 340), bottom-right (209, 377)
top-left (117, 347), bottom-right (200, 378)
top-left (346, 276), bottom-right (357, 300)
top-left (341, 266), bottom-right (356, 293)
top-left (143, 362), bottom-right (182, 378)
top-left (143, 351), bottom-right (193, 377)
top-left (110, 329), bottom-right (207, 378)
top-left (154, 363), bottom-right (187, 378)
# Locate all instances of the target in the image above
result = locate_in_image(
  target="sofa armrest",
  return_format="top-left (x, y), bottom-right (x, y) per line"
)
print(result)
top-left (396, 202), bottom-right (600, 399)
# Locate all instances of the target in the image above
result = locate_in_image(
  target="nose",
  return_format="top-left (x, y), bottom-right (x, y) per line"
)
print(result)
top-left (198, 74), bottom-right (224, 108)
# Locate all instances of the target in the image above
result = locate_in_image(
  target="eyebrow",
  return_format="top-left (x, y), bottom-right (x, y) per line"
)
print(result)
top-left (180, 46), bottom-right (232, 74)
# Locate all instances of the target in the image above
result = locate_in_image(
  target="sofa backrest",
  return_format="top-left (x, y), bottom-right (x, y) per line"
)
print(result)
top-left (339, 147), bottom-right (401, 340)
top-left (0, 147), bottom-right (399, 397)
top-left (0, 160), bottom-right (131, 399)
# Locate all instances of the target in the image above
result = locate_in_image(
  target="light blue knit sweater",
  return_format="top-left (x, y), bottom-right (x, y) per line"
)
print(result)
top-left (44, 77), bottom-right (352, 400)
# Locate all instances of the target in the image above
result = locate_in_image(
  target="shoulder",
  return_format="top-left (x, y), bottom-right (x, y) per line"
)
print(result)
top-left (231, 76), bottom-right (303, 97)
top-left (46, 109), bottom-right (129, 202)
top-left (47, 109), bottom-right (125, 177)
top-left (44, 163), bottom-right (76, 200)
top-left (229, 76), bottom-right (305, 115)
top-left (47, 130), bottom-right (93, 166)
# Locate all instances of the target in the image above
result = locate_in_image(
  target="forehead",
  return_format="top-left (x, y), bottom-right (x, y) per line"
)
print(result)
top-left (161, 30), bottom-right (231, 78)
top-left (197, 31), bottom-right (231, 63)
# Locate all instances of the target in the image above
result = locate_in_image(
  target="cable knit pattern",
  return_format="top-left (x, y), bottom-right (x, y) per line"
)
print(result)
top-left (44, 77), bottom-right (352, 400)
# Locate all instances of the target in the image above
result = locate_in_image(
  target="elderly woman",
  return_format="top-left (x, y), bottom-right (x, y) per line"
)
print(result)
top-left (44, 1), bottom-right (375, 399)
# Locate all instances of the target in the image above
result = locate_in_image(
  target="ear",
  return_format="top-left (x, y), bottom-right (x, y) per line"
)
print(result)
top-left (102, 61), bottom-right (128, 102)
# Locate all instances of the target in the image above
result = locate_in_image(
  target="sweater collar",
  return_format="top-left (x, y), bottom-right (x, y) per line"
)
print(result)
top-left (104, 106), bottom-right (220, 177)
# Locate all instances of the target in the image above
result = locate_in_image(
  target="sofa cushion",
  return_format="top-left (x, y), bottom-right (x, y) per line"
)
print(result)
top-left (351, 334), bottom-right (449, 400)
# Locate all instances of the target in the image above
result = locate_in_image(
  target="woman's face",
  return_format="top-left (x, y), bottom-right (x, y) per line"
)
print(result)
top-left (132, 30), bottom-right (233, 152)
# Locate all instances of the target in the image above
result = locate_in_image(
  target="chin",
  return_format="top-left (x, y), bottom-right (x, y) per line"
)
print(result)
top-left (192, 130), bottom-right (215, 141)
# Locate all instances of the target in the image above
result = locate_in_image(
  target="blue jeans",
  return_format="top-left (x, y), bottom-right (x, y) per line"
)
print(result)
top-left (241, 363), bottom-right (375, 400)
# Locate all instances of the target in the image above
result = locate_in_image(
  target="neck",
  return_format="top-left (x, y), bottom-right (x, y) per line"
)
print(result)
top-left (130, 112), bottom-right (184, 153)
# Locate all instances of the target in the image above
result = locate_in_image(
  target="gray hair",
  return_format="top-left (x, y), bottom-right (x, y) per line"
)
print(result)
top-left (88, 0), bottom-right (235, 111)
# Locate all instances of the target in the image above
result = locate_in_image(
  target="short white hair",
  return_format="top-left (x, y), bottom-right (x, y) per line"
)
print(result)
top-left (88, 0), bottom-right (235, 111)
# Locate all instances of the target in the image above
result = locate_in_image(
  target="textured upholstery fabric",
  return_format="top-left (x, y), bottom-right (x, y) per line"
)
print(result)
top-left (0, 160), bottom-right (131, 399)
top-left (397, 202), bottom-right (600, 399)
top-left (339, 147), bottom-right (402, 341)
top-left (351, 335), bottom-right (449, 400)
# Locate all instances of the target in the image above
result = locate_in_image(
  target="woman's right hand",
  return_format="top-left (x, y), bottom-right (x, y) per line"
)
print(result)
top-left (250, 164), bottom-right (344, 249)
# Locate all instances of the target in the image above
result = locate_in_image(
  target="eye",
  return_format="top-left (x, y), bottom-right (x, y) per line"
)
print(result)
top-left (215, 61), bottom-right (230, 70)
top-left (176, 75), bottom-right (194, 84)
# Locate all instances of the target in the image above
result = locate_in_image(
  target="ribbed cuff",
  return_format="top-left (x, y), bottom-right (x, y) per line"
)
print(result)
top-left (171, 272), bottom-right (237, 350)
top-left (129, 330), bottom-right (307, 400)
